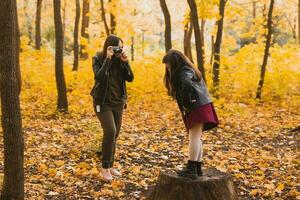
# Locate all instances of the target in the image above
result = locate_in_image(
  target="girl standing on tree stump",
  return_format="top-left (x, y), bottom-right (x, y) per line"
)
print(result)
top-left (162, 49), bottom-right (219, 179)
top-left (90, 35), bottom-right (134, 182)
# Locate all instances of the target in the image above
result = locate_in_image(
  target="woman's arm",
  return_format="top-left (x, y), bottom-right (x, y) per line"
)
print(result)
top-left (122, 62), bottom-right (134, 82)
top-left (179, 70), bottom-right (195, 109)
top-left (92, 56), bottom-right (112, 82)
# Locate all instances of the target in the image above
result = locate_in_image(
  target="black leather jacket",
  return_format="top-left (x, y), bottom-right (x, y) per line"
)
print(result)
top-left (173, 65), bottom-right (212, 114)
top-left (90, 53), bottom-right (134, 105)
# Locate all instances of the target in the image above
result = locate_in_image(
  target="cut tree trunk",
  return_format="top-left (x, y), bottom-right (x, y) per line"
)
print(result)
top-left (72, 0), bottom-right (80, 71)
top-left (147, 168), bottom-right (237, 200)
top-left (187, 0), bottom-right (206, 82)
top-left (0, 0), bottom-right (24, 199)
top-left (160, 0), bottom-right (172, 53)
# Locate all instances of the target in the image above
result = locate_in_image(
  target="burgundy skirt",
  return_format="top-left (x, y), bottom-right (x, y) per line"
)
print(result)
top-left (184, 103), bottom-right (219, 131)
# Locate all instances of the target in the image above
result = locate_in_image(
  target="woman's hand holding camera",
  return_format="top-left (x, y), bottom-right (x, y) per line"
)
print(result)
top-left (106, 46), bottom-right (114, 59)
top-left (120, 52), bottom-right (128, 62)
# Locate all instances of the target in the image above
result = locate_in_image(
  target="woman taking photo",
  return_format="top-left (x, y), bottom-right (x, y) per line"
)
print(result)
top-left (162, 49), bottom-right (219, 179)
top-left (90, 35), bottom-right (134, 182)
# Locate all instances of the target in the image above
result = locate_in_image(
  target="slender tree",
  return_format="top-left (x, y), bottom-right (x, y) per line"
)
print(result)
top-left (184, 13), bottom-right (194, 63)
top-left (256, 0), bottom-right (275, 99)
top-left (35, 0), bottom-right (42, 49)
top-left (0, 0), bottom-right (24, 199)
top-left (131, 36), bottom-right (135, 61)
top-left (100, 0), bottom-right (110, 35)
top-left (73, 0), bottom-right (80, 71)
top-left (80, 0), bottom-right (90, 59)
top-left (159, 0), bottom-right (172, 52)
top-left (109, 0), bottom-right (117, 34)
top-left (53, 0), bottom-right (68, 111)
top-left (298, 0), bottom-right (300, 44)
top-left (187, 0), bottom-right (206, 82)
top-left (212, 0), bottom-right (227, 98)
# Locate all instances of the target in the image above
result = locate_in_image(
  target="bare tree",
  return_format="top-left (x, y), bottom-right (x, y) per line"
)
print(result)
top-left (109, 0), bottom-right (116, 34)
top-left (100, 0), bottom-right (110, 35)
top-left (298, 0), bottom-right (300, 44)
top-left (80, 0), bottom-right (90, 59)
top-left (53, 0), bottom-right (68, 111)
top-left (35, 0), bottom-right (42, 49)
top-left (212, 0), bottom-right (227, 98)
top-left (160, 0), bottom-right (172, 52)
top-left (256, 0), bottom-right (275, 99)
top-left (0, 0), bottom-right (24, 199)
top-left (187, 0), bottom-right (206, 82)
top-left (73, 0), bottom-right (80, 71)
top-left (184, 12), bottom-right (194, 63)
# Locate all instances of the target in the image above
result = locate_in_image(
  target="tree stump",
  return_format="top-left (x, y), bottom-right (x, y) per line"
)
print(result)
top-left (147, 168), bottom-right (238, 200)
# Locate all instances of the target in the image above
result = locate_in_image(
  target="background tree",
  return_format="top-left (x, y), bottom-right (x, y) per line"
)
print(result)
top-left (73, 0), bottom-right (80, 71)
top-left (53, 0), bottom-right (68, 111)
top-left (256, 0), bottom-right (275, 99)
top-left (109, 0), bottom-right (117, 34)
top-left (159, 0), bottom-right (172, 53)
top-left (0, 0), bottom-right (24, 199)
top-left (187, 0), bottom-right (206, 82)
top-left (212, 0), bottom-right (227, 98)
top-left (35, 0), bottom-right (42, 49)
top-left (298, 0), bottom-right (300, 44)
top-left (80, 0), bottom-right (90, 59)
top-left (184, 12), bottom-right (194, 63)
top-left (100, 0), bottom-right (110, 35)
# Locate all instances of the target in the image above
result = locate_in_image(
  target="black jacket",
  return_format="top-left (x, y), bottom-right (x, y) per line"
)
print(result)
top-left (173, 65), bottom-right (212, 114)
top-left (90, 53), bottom-right (134, 105)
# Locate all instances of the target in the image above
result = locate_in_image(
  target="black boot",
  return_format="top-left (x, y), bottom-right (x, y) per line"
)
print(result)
top-left (177, 160), bottom-right (198, 179)
top-left (196, 161), bottom-right (203, 176)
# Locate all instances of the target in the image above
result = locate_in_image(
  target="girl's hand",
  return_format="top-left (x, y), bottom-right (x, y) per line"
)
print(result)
top-left (106, 46), bottom-right (114, 59)
top-left (120, 51), bottom-right (128, 62)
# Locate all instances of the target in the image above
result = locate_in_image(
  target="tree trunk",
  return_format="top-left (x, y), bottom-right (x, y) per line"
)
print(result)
top-left (184, 13), bottom-right (194, 63)
top-left (159, 0), bottom-right (172, 53)
top-left (210, 35), bottom-right (215, 65)
top-left (200, 19), bottom-right (206, 62)
top-left (53, 0), bottom-right (68, 111)
top-left (212, 0), bottom-right (227, 98)
top-left (0, 0), bottom-right (24, 199)
top-left (73, 0), bottom-right (80, 71)
top-left (256, 0), bottom-right (275, 99)
top-left (253, 0), bottom-right (256, 20)
top-left (80, 0), bottom-right (90, 59)
top-left (24, 0), bottom-right (33, 45)
top-left (147, 169), bottom-right (238, 200)
top-left (298, 0), bottom-right (300, 44)
top-left (100, 0), bottom-right (110, 36)
top-left (109, 0), bottom-right (116, 34)
top-left (187, 0), bottom-right (206, 82)
top-left (131, 36), bottom-right (134, 61)
top-left (35, 0), bottom-right (42, 49)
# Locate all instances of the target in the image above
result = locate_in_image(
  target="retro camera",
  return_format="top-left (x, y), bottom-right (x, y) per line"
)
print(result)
top-left (111, 46), bottom-right (123, 54)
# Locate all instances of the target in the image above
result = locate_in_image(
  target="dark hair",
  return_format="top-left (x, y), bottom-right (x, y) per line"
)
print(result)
top-left (162, 49), bottom-right (202, 97)
top-left (102, 35), bottom-right (123, 59)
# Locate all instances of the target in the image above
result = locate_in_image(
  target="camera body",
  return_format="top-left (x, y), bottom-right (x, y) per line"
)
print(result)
top-left (111, 46), bottom-right (123, 54)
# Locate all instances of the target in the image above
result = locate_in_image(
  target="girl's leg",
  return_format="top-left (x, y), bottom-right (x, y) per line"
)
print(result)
top-left (188, 123), bottom-right (204, 161)
top-left (110, 108), bottom-right (124, 177)
top-left (197, 139), bottom-right (203, 162)
top-left (97, 110), bottom-right (117, 181)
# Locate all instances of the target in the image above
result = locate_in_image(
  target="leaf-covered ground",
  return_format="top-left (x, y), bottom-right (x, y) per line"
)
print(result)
top-left (0, 54), bottom-right (299, 199)
top-left (1, 92), bottom-right (298, 199)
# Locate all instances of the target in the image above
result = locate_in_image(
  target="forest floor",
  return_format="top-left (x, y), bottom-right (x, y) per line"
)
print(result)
top-left (1, 91), bottom-right (298, 200)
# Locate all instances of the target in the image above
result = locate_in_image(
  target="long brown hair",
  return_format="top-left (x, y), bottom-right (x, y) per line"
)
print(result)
top-left (162, 49), bottom-right (202, 98)
top-left (102, 35), bottom-right (123, 59)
